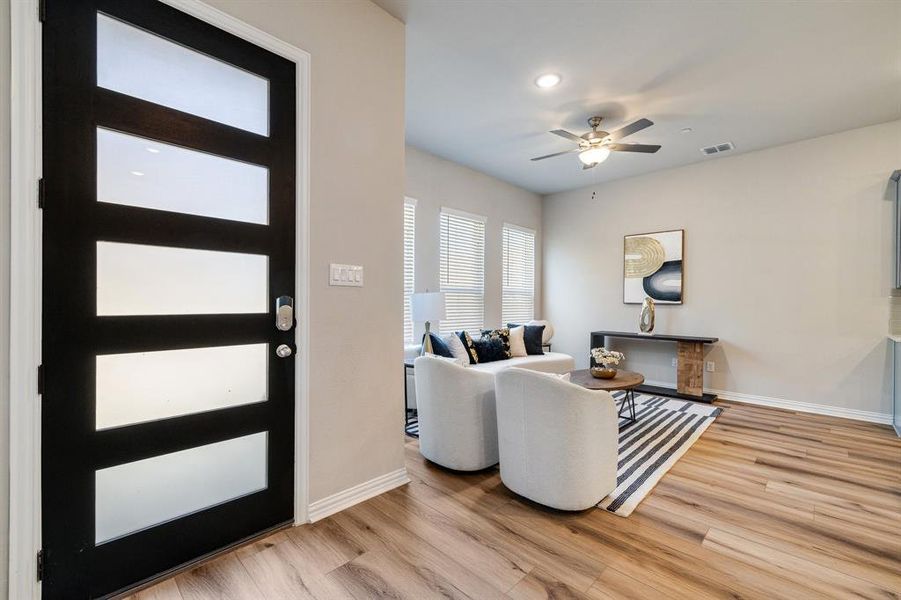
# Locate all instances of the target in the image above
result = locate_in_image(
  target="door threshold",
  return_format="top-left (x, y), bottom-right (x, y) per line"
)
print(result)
top-left (104, 520), bottom-right (294, 600)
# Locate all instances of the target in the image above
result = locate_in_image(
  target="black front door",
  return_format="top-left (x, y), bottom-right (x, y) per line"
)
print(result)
top-left (41, 1), bottom-right (297, 597)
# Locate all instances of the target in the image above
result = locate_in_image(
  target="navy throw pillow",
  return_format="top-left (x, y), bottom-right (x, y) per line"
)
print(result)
top-left (473, 336), bottom-right (509, 363)
top-left (507, 323), bottom-right (545, 355)
top-left (424, 332), bottom-right (453, 358)
top-left (480, 328), bottom-right (512, 359)
top-left (456, 331), bottom-right (479, 364)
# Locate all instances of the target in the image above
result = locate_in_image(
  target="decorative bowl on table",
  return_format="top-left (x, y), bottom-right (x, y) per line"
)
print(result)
top-left (590, 366), bottom-right (617, 379)
top-left (589, 347), bottom-right (625, 380)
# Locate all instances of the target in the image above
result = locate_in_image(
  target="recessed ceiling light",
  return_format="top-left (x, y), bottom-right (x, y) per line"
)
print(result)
top-left (130, 171), bottom-right (145, 177)
top-left (145, 147), bottom-right (160, 153)
top-left (535, 73), bottom-right (561, 89)
top-left (680, 127), bottom-right (693, 134)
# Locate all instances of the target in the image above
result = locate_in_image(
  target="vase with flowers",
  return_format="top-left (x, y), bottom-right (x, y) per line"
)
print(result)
top-left (590, 347), bottom-right (625, 379)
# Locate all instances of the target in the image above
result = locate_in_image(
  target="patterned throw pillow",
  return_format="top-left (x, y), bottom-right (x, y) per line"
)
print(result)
top-left (472, 337), bottom-right (508, 363)
top-left (456, 331), bottom-right (479, 364)
top-left (480, 328), bottom-right (512, 359)
top-left (469, 328), bottom-right (512, 363)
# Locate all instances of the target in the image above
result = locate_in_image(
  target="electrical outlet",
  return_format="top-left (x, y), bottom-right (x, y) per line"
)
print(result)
top-left (671, 358), bottom-right (678, 367)
top-left (706, 361), bottom-right (715, 372)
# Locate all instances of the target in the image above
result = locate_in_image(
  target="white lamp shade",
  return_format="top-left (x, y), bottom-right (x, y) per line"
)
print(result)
top-left (578, 146), bottom-right (610, 165)
top-left (411, 292), bottom-right (446, 322)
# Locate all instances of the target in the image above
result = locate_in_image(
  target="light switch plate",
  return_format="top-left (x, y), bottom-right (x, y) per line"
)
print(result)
top-left (706, 361), bottom-right (715, 372)
top-left (329, 263), bottom-right (363, 287)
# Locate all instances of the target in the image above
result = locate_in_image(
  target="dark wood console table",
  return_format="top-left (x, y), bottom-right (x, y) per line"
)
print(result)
top-left (590, 331), bottom-right (719, 403)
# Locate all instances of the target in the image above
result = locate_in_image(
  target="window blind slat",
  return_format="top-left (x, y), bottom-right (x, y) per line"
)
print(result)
top-left (403, 202), bottom-right (415, 342)
top-left (502, 225), bottom-right (535, 324)
top-left (440, 211), bottom-right (485, 334)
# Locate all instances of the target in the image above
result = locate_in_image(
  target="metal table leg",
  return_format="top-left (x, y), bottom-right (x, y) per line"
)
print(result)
top-left (404, 363), bottom-right (419, 437)
top-left (404, 364), bottom-right (409, 426)
top-left (618, 389), bottom-right (637, 428)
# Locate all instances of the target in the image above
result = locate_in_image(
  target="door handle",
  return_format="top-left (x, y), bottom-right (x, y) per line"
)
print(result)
top-left (276, 295), bottom-right (294, 331)
top-left (276, 344), bottom-right (293, 358)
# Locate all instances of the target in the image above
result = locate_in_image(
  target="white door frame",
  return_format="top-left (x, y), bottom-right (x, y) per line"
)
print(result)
top-left (8, 1), bottom-right (312, 597)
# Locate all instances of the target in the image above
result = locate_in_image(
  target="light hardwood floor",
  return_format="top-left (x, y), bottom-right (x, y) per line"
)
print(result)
top-left (129, 400), bottom-right (901, 599)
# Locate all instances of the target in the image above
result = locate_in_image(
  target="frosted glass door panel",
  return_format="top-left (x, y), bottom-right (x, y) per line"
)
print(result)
top-left (97, 128), bottom-right (268, 224)
top-left (96, 242), bottom-right (268, 315)
top-left (97, 13), bottom-right (269, 135)
top-left (95, 432), bottom-right (268, 543)
top-left (96, 344), bottom-right (267, 430)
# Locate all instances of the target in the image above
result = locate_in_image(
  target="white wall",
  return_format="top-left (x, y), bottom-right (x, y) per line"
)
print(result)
top-left (1, 2), bottom-right (404, 589)
top-left (406, 145), bottom-right (543, 342)
top-left (543, 120), bottom-right (901, 419)
top-left (0, 0), bottom-right (10, 594)
top-left (892, 295), bottom-right (901, 335)
top-left (202, 0), bottom-right (406, 503)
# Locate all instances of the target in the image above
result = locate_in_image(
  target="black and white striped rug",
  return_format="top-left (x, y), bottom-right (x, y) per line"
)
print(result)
top-left (405, 393), bottom-right (720, 517)
top-left (601, 392), bottom-right (722, 516)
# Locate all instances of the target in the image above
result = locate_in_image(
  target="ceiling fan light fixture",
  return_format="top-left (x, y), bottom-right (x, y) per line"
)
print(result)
top-left (578, 146), bottom-right (610, 165)
top-left (535, 73), bottom-right (561, 88)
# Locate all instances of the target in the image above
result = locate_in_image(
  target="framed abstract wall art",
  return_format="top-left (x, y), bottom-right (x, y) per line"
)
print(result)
top-left (623, 229), bottom-right (683, 304)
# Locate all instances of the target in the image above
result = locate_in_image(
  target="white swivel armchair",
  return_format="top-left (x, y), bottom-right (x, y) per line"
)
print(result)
top-left (413, 355), bottom-right (499, 471)
top-left (495, 368), bottom-right (618, 510)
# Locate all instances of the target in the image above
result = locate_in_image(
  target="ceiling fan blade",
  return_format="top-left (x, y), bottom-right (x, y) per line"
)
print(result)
top-left (607, 143), bottom-right (661, 153)
top-left (531, 149), bottom-right (579, 161)
top-left (582, 162), bottom-right (597, 170)
top-left (607, 118), bottom-right (654, 141)
top-left (549, 129), bottom-right (585, 143)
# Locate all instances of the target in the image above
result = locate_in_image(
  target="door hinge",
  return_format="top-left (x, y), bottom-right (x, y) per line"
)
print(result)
top-left (38, 178), bottom-right (45, 209)
top-left (36, 549), bottom-right (44, 582)
top-left (37, 364), bottom-right (44, 395)
top-left (38, 0), bottom-right (46, 23)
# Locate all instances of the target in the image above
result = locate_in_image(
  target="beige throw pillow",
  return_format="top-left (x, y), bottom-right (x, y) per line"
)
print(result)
top-left (533, 370), bottom-right (571, 382)
top-left (423, 353), bottom-right (466, 367)
top-left (443, 333), bottom-right (471, 363)
top-left (508, 325), bottom-right (528, 357)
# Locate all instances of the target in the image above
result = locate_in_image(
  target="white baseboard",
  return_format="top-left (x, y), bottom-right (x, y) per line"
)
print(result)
top-left (307, 468), bottom-right (411, 522)
top-left (643, 379), bottom-right (892, 425)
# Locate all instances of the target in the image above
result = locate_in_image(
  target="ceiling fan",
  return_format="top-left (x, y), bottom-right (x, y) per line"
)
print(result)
top-left (531, 116), bottom-right (661, 169)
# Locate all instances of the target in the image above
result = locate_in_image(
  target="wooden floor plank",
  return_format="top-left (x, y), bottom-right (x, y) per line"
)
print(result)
top-left (336, 499), bottom-right (510, 598)
top-left (702, 528), bottom-right (896, 600)
top-left (506, 567), bottom-right (597, 600)
top-left (586, 567), bottom-right (671, 600)
top-left (174, 554), bottom-right (263, 600)
top-left (325, 548), bottom-right (471, 600)
top-left (393, 476), bottom-right (604, 591)
top-left (367, 495), bottom-right (527, 591)
top-left (124, 401), bottom-right (900, 600)
top-left (127, 578), bottom-right (184, 600)
top-left (651, 475), bottom-right (901, 576)
top-left (236, 533), bottom-right (355, 600)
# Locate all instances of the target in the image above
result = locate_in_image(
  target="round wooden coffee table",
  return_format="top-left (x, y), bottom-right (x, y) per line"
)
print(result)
top-left (569, 369), bottom-right (645, 426)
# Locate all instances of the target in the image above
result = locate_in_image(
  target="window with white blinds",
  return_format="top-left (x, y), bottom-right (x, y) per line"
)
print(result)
top-left (439, 209), bottom-right (485, 334)
top-left (502, 224), bottom-right (536, 324)
top-left (403, 200), bottom-right (416, 343)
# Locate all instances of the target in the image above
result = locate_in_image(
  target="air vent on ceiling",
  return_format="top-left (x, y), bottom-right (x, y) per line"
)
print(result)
top-left (700, 141), bottom-right (735, 156)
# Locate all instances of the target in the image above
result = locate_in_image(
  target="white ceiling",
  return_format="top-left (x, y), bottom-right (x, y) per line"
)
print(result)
top-left (374, 0), bottom-right (901, 194)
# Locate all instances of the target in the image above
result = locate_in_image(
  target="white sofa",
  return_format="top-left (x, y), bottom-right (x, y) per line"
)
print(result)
top-left (495, 368), bottom-right (619, 510)
top-left (404, 343), bottom-right (574, 409)
top-left (413, 355), bottom-right (499, 471)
